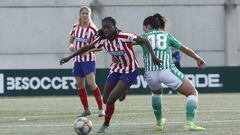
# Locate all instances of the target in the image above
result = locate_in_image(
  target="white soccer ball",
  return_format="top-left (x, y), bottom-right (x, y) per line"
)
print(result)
top-left (73, 117), bottom-right (92, 135)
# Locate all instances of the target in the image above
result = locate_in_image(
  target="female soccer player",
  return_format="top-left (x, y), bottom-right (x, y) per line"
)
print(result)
top-left (140, 14), bottom-right (206, 131)
top-left (68, 6), bottom-right (104, 117)
top-left (60, 17), bottom-right (162, 133)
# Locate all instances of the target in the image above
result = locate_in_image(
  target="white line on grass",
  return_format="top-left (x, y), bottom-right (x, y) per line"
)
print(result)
top-left (0, 119), bottom-right (239, 128)
top-left (1, 109), bottom-right (240, 119)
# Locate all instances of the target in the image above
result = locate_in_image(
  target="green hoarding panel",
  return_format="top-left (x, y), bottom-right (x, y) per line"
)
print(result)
top-left (0, 67), bottom-right (239, 96)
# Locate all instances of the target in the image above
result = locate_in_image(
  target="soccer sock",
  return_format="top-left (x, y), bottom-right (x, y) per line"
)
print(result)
top-left (152, 93), bottom-right (163, 122)
top-left (104, 103), bottom-right (115, 126)
top-left (92, 87), bottom-right (103, 110)
top-left (186, 95), bottom-right (198, 122)
top-left (78, 87), bottom-right (89, 110)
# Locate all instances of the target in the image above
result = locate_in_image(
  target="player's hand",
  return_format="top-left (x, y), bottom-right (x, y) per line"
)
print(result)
top-left (69, 44), bottom-right (76, 52)
top-left (196, 57), bottom-right (206, 69)
top-left (60, 57), bottom-right (71, 65)
top-left (152, 56), bottom-right (163, 67)
top-left (112, 57), bottom-right (118, 63)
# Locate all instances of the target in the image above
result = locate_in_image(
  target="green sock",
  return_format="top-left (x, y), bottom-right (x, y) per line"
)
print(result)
top-left (186, 95), bottom-right (198, 122)
top-left (152, 94), bottom-right (163, 122)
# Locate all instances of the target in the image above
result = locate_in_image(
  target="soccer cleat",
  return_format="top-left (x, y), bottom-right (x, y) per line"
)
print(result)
top-left (156, 118), bottom-right (166, 131)
top-left (77, 109), bottom-right (92, 117)
top-left (97, 125), bottom-right (109, 133)
top-left (98, 109), bottom-right (105, 117)
top-left (118, 93), bottom-right (126, 102)
top-left (184, 121), bottom-right (206, 131)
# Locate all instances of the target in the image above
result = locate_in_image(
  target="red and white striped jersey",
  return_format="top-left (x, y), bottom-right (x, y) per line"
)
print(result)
top-left (94, 32), bottom-right (140, 73)
top-left (70, 22), bottom-right (97, 62)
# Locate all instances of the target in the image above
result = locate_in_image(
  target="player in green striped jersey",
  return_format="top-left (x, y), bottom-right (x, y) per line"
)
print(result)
top-left (140, 14), bottom-right (206, 131)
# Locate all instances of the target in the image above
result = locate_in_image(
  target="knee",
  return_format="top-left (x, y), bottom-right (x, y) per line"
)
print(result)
top-left (185, 89), bottom-right (198, 97)
top-left (77, 83), bottom-right (85, 89)
top-left (87, 81), bottom-right (97, 90)
top-left (106, 98), bottom-right (115, 105)
top-left (77, 84), bottom-right (85, 89)
top-left (151, 88), bottom-right (163, 95)
top-left (103, 97), bottom-right (107, 104)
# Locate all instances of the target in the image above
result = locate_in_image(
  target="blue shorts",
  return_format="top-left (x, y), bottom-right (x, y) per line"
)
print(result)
top-left (106, 68), bottom-right (140, 86)
top-left (72, 61), bottom-right (96, 77)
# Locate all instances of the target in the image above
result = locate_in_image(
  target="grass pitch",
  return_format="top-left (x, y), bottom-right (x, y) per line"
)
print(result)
top-left (0, 93), bottom-right (240, 135)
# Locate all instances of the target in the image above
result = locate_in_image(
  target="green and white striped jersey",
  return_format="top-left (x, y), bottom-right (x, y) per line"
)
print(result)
top-left (140, 29), bottom-right (182, 72)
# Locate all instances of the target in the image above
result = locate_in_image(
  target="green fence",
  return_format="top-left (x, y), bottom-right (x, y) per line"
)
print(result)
top-left (0, 67), bottom-right (239, 96)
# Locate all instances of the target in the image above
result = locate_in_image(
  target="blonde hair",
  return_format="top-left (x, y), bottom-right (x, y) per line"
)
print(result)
top-left (78, 6), bottom-right (93, 26)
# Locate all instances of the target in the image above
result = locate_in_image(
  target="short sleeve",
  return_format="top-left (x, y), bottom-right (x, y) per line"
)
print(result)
top-left (94, 39), bottom-right (104, 48)
top-left (69, 24), bottom-right (78, 37)
top-left (124, 33), bottom-right (138, 43)
top-left (168, 33), bottom-right (183, 49)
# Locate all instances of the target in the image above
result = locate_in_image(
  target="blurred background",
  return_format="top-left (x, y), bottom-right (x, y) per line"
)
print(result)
top-left (0, 0), bottom-right (239, 69)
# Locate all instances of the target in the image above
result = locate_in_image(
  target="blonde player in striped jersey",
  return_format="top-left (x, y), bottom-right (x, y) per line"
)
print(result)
top-left (69, 6), bottom-right (104, 117)
top-left (140, 14), bottom-right (206, 131)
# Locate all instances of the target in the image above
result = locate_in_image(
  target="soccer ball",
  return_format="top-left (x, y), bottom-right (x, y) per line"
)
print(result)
top-left (73, 117), bottom-right (92, 135)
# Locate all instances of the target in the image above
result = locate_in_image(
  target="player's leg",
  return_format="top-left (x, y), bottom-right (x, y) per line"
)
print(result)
top-left (97, 69), bottom-right (139, 133)
top-left (97, 80), bottom-right (129, 133)
top-left (177, 77), bottom-right (205, 131)
top-left (84, 61), bottom-right (104, 117)
top-left (73, 62), bottom-right (91, 117)
top-left (104, 80), bottom-right (130, 125)
top-left (102, 82), bottom-right (115, 104)
top-left (86, 72), bottom-right (105, 117)
top-left (102, 72), bottom-right (120, 104)
top-left (76, 76), bottom-right (91, 117)
top-left (162, 67), bottom-right (205, 131)
top-left (145, 71), bottom-right (166, 130)
top-left (118, 89), bottom-right (127, 102)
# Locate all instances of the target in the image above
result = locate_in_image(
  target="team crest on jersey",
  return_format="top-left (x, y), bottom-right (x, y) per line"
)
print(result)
top-left (115, 44), bottom-right (120, 48)
top-left (76, 37), bottom-right (89, 43)
top-left (84, 31), bottom-right (89, 36)
top-left (108, 50), bottom-right (125, 56)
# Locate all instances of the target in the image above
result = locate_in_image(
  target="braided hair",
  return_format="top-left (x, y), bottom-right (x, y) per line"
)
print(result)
top-left (97, 17), bottom-right (121, 38)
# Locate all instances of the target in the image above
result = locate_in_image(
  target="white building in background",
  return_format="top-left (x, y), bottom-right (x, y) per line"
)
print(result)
top-left (0, 0), bottom-right (239, 69)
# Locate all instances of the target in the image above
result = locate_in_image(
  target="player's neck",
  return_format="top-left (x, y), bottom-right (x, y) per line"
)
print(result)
top-left (107, 36), bottom-right (114, 42)
top-left (80, 20), bottom-right (89, 28)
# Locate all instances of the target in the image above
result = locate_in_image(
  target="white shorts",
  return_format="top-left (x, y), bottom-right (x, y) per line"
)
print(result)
top-left (145, 68), bottom-right (185, 91)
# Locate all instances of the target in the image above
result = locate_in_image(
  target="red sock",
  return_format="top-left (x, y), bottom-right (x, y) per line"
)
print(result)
top-left (92, 87), bottom-right (103, 110)
top-left (77, 87), bottom-right (89, 110)
top-left (104, 103), bottom-right (115, 126)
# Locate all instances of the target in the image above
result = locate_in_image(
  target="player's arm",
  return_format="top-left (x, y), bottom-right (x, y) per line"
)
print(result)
top-left (60, 38), bottom-right (99, 65)
top-left (136, 36), bottom-right (163, 66)
top-left (88, 47), bottom-right (103, 53)
top-left (81, 47), bottom-right (103, 57)
top-left (179, 45), bottom-right (206, 69)
top-left (68, 36), bottom-right (76, 52)
top-left (169, 33), bottom-right (206, 69)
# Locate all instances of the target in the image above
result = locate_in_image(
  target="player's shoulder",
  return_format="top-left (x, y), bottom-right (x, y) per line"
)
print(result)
top-left (72, 23), bottom-right (79, 28)
top-left (89, 23), bottom-right (97, 31)
top-left (118, 32), bottom-right (136, 38)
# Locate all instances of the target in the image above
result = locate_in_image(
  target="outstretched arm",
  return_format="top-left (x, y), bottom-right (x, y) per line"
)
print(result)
top-left (60, 39), bottom-right (99, 65)
top-left (136, 36), bottom-right (163, 66)
top-left (179, 45), bottom-right (206, 69)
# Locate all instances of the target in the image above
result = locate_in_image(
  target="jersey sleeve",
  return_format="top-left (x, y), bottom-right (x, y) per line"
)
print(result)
top-left (123, 33), bottom-right (138, 44)
top-left (94, 39), bottom-right (104, 48)
top-left (168, 33), bottom-right (183, 49)
top-left (137, 34), bottom-right (150, 55)
top-left (69, 24), bottom-right (78, 37)
top-left (90, 23), bottom-right (98, 38)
